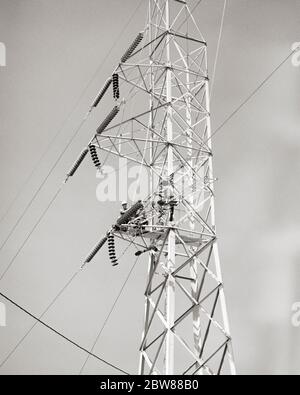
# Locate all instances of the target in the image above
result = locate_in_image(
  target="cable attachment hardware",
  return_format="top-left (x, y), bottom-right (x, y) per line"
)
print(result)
top-left (121, 32), bottom-right (144, 63)
top-left (89, 144), bottom-right (101, 171)
top-left (65, 148), bottom-right (89, 183)
top-left (112, 73), bottom-right (120, 100)
top-left (108, 234), bottom-right (118, 266)
top-left (135, 245), bottom-right (158, 257)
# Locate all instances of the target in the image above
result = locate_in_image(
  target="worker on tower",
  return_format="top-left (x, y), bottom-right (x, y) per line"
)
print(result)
top-left (120, 201), bottom-right (128, 216)
top-left (117, 201), bottom-right (129, 232)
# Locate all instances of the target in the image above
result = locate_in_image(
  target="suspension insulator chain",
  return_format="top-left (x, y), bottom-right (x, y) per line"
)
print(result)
top-left (91, 77), bottom-right (113, 109)
top-left (84, 235), bottom-right (108, 265)
top-left (97, 106), bottom-right (120, 135)
top-left (108, 234), bottom-right (118, 266)
top-left (112, 73), bottom-right (120, 100)
top-left (116, 200), bottom-right (144, 226)
top-left (121, 32), bottom-right (144, 63)
top-left (65, 148), bottom-right (89, 182)
top-left (89, 145), bottom-right (101, 170)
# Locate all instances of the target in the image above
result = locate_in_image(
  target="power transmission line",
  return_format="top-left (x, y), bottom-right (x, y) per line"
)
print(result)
top-left (0, 116), bottom-right (86, 254)
top-left (1, 0), bottom-right (299, 375)
top-left (0, 225), bottom-right (139, 370)
top-left (0, 0), bottom-right (145, 254)
top-left (0, 291), bottom-right (130, 375)
top-left (0, 237), bottom-right (141, 373)
top-left (210, 0), bottom-right (227, 97)
top-left (0, 8), bottom-right (297, 286)
top-left (0, 187), bottom-right (63, 281)
top-left (80, 256), bottom-right (140, 374)
top-left (0, 270), bottom-right (80, 369)
top-left (207, 44), bottom-right (300, 143)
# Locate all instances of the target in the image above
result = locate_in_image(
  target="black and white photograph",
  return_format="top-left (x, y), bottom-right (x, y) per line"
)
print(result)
top-left (0, 0), bottom-right (299, 378)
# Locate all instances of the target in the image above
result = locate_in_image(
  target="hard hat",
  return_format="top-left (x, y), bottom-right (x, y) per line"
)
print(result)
top-left (121, 201), bottom-right (127, 205)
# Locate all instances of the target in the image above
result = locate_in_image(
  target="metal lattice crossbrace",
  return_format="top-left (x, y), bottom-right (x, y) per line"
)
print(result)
top-left (82, 0), bottom-right (236, 375)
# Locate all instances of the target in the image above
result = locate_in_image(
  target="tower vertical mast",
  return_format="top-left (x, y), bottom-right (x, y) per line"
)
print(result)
top-left (88, 0), bottom-right (236, 375)
top-left (165, 0), bottom-right (176, 375)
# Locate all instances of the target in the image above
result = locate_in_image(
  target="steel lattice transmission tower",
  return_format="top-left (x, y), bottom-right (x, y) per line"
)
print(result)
top-left (77, 0), bottom-right (236, 375)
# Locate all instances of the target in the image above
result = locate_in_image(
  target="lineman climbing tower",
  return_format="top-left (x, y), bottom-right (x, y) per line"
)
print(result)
top-left (69, 0), bottom-right (236, 375)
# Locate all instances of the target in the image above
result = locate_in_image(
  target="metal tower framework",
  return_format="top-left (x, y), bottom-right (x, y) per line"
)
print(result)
top-left (81, 0), bottom-right (236, 375)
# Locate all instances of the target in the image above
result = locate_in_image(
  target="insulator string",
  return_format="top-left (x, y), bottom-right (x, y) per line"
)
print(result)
top-left (0, 0), bottom-right (144, 259)
top-left (96, 106), bottom-right (120, 135)
top-left (83, 236), bottom-right (108, 266)
top-left (121, 32), bottom-right (144, 63)
top-left (108, 234), bottom-right (118, 266)
top-left (112, 73), bottom-right (120, 100)
top-left (116, 200), bottom-right (144, 226)
top-left (65, 148), bottom-right (89, 181)
top-left (89, 145), bottom-right (102, 171)
top-left (90, 77), bottom-right (113, 109)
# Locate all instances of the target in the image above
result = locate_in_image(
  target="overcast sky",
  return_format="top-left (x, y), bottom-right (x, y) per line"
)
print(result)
top-left (0, 0), bottom-right (300, 375)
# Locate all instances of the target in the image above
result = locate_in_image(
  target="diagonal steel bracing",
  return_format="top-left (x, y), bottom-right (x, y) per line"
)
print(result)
top-left (80, 0), bottom-right (236, 375)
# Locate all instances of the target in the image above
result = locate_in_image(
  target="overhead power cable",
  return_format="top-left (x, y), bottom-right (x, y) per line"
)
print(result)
top-left (79, 256), bottom-right (140, 374)
top-left (0, 211), bottom-right (141, 369)
top-left (0, 154), bottom-right (146, 282)
top-left (207, 44), bottom-right (300, 143)
top-left (0, 116), bottom-right (86, 255)
top-left (0, 291), bottom-right (130, 375)
top-left (0, 270), bottom-right (80, 369)
top-left (0, 240), bottom-right (104, 371)
top-left (0, 0), bottom-right (145, 253)
top-left (1, 11), bottom-right (298, 284)
top-left (1, 0), bottom-right (299, 374)
top-left (210, 0), bottom-right (227, 97)
top-left (0, 188), bottom-right (62, 281)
